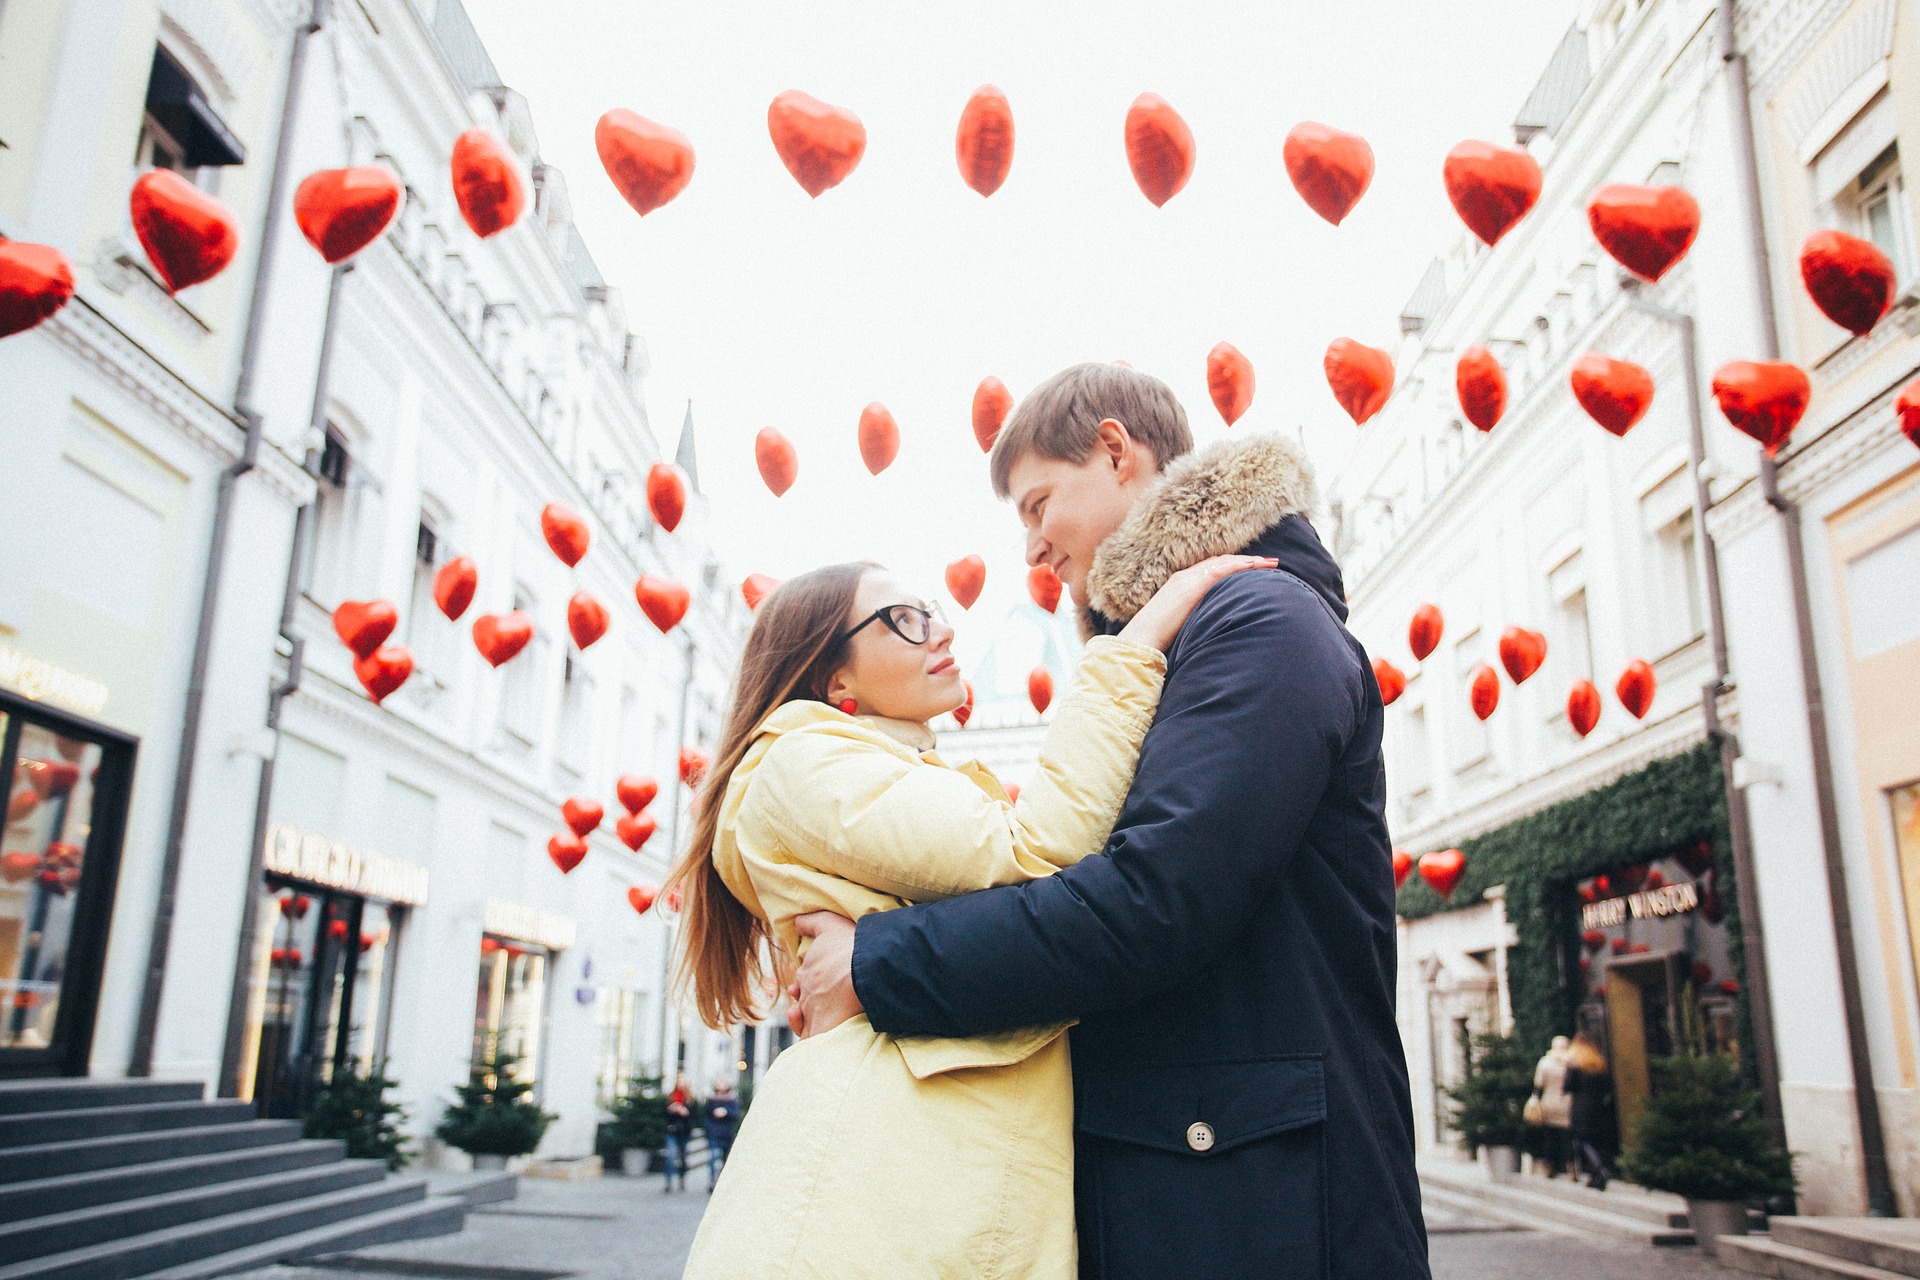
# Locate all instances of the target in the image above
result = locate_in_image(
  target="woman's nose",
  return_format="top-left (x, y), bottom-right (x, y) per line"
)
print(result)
top-left (929, 619), bottom-right (956, 649)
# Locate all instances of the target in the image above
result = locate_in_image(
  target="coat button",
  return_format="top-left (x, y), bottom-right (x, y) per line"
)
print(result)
top-left (1186, 1121), bottom-right (1215, 1152)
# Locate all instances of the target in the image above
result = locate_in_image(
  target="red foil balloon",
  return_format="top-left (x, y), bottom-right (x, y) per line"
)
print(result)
top-left (1282, 122), bottom-right (1374, 226)
top-left (1324, 338), bottom-right (1394, 425)
top-left (679, 746), bottom-right (711, 788)
top-left (353, 645), bottom-right (413, 704)
top-left (627, 883), bottom-right (659, 912)
top-left (858, 402), bottom-right (900, 475)
top-left (293, 166), bottom-right (403, 264)
top-left (595, 109), bottom-right (695, 216)
top-left (1455, 345), bottom-right (1508, 432)
top-left (561, 797), bottom-right (604, 838)
top-left (616, 812), bottom-right (657, 852)
top-left (646, 462), bottom-right (688, 533)
top-left (450, 128), bottom-right (526, 238)
top-left (1207, 342), bottom-right (1255, 426)
top-left (1408, 604), bottom-right (1444, 661)
top-left (0, 240), bottom-right (76, 339)
top-left (1898, 377), bottom-right (1920, 450)
top-left (434, 557), bottom-right (477, 621)
top-left (333, 599), bottom-right (398, 659)
top-left (1586, 183), bottom-right (1700, 282)
top-left (1570, 354), bottom-right (1655, 436)
top-left (954, 681), bottom-right (975, 727)
top-left (616, 775), bottom-right (659, 813)
top-left (946, 555), bottom-right (986, 610)
top-left (1124, 94), bottom-right (1196, 207)
top-left (756, 427), bottom-right (799, 496)
top-left (473, 611), bottom-right (534, 667)
top-left (567, 590), bottom-right (609, 650)
top-left (1372, 657), bottom-right (1407, 707)
top-left (972, 377), bottom-right (1013, 452)
top-left (635, 575), bottom-right (691, 633)
top-left (741, 573), bottom-right (779, 610)
top-left (1616, 659), bottom-right (1657, 719)
top-left (1443, 141), bottom-right (1542, 246)
top-left (1712, 360), bottom-right (1811, 456)
top-left (1468, 663), bottom-right (1501, 721)
top-left (1800, 229), bottom-right (1894, 335)
top-left (1028, 667), bottom-right (1054, 715)
top-left (955, 86), bottom-right (1015, 197)
top-left (541, 503), bottom-right (590, 566)
top-left (1028, 564), bottom-right (1062, 613)
top-left (1418, 849), bottom-right (1468, 900)
top-left (768, 91), bottom-right (867, 197)
top-left (130, 169), bottom-right (239, 292)
top-left (548, 833), bottom-right (588, 875)
top-left (1498, 626), bottom-right (1547, 685)
top-left (1392, 848), bottom-right (1413, 890)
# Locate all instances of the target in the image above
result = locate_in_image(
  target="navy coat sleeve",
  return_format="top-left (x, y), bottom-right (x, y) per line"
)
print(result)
top-left (852, 571), bottom-right (1367, 1037)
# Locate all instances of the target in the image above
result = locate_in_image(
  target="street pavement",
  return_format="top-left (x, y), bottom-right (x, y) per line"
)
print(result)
top-left (233, 1170), bottom-right (1752, 1280)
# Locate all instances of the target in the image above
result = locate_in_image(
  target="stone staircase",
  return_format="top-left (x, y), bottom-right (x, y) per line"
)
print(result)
top-left (1417, 1154), bottom-right (1700, 1245)
top-left (0, 1078), bottom-right (465, 1280)
top-left (1716, 1218), bottom-right (1920, 1280)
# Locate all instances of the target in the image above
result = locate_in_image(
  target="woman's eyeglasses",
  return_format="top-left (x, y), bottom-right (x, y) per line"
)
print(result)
top-left (838, 601), bottom-right (947, 647)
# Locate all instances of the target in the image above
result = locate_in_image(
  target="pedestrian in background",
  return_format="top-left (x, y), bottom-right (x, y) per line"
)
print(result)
top-left (702, 1079), bottom-right (741, 1192)
top-left (1527, 1035), bottom-right (1574, 1176)
top-left (663, 1072), bottom-right (694, 1193)
top-left (1563, 1030), bottom-right (1615, 1189)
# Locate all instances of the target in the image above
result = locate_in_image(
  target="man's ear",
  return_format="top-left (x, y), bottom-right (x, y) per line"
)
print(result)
top-left (1096, 417), bottom-right (1154, 484)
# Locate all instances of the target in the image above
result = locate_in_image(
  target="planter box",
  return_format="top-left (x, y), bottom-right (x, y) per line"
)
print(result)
top-left (1486, 1145), bottom-right (1522, 1182)
top-left (1685, 1198), bottom-right (1749, 1256)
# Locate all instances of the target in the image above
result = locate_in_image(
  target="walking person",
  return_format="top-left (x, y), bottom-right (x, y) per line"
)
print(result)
top-left (701, 1079), bottom-right (741, 1192)
top-left (1564, 1030), bottom-right (1615, 1189)
top-left (1530, 1035), bottom-right (1575, 1176)
top-left (662, 1073), bottom-right (693, 1193)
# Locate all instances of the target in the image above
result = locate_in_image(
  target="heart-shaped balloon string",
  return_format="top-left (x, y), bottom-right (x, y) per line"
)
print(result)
top-left (1207, 342), bottom-right (1255, 426)
top-left (561, 796), bottom-right (604, 838)
top-left (353, 645), bottom-right (413, 704)
top-left (646, 462), bottom-right (688, 533)
top-left (1570, 353), bottom-right (1655, 436)
top-left (1027, 564), bottom-right (1062, 614)
top-left (1028, 667), bottom-right (1054, 715)
top-left (548, 833), bottom-right (588, 875)
top-left (567, 590), bottom-right (609, 650)
top-left (1615, 659), bottom-right (1656, 719)
top-left (0, 240), bottom-right (76, 339)
top-left (635, 575), bottom-right (690, 633)
top-left (1468, 663), bottom-right (1500, 721)
top-left (616, 775), bottom-right (659, 813)
top-left (1711, 360), bottom-right (1811, 456)
top-left (756, 427), bottom-right (798, 496)
top-left (616, 812), bottom-right (658, 852)
top-left (1372, 657), bottom-right (1406, 706)
top-left (1898, 378), bottom-right (1920, 451)
top-left (450, 128), bottom-right (526, 238)
top-left (1586, 183), bottom-right (1700, 282)
top-left (679, 746), bottom-right (711, 788)
top-left (1324, 338), bottom-right (1394, 425)
top-left (1418, 849), bottom-right (1467, 900)
top-left (946, 555), bottom-right (985, 610)
top-left (1125, 95), bottom-right (1197, 209)
top-left (858, 402), bottom-right (900, 476)
top-left (130, 169), bottom-right (240, 293)
top-left (768, 90), bottom-right (867, 198)
top-left (1392, 848), bottom-right (1413, 891)
top-left (627, 883), bottom-right (659, 913)
top-left (434, 557), bottom-right (477, 621)
top-left (1443, 141), bottom-right (1541, 246)
top-left (1408, 603), bottom-right (1444, 661)
top-left (541, 503), bottom-right (590, 567)
top-left (956, 85), bottom-right (1015, 198)
top-left (1455, 345), bottom-right (1508, 432)
top-left (596, 109), bottom-right (695, 217)
top-left (953, 681), bottom-right (975, 727)
top-left (1282, 122), bottom-right (1374, 226)
top-left (972, 377), bottom-right (1013, 452)
top-left (1498, 626), bottom-right (1547, 684)
top-left (741, 574), bottom-right (779, 610)
top-left (294, 166), bottom-right (403, 264)
top-left (333, 599), bottom-right (398, 659)
top-left (473, 611), bottom-right (534, 667)
top-left (1800, 229), bottom-right (1894, 336)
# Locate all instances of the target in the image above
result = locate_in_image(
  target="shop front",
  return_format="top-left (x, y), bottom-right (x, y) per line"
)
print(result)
top-left (474, 898), bottom-right (574, 1093)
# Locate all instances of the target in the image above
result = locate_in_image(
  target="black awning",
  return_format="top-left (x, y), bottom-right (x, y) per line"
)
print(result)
top-left (146, 47), bottom-right (246, 168)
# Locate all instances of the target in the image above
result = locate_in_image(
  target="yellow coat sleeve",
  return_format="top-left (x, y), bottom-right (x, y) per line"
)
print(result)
top-left (746, 636), bottom-right (1166, 903)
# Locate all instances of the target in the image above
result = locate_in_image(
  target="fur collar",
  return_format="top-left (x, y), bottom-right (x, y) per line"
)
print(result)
top-left (1084, 434), bottom-right (1317, 630)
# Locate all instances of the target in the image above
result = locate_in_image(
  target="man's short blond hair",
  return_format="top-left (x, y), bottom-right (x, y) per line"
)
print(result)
top-left (987, 363), bottom-right (1194, 499)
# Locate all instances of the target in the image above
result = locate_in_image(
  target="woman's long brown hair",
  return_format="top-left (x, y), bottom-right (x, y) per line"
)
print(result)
top-left (665, 562), bottom-right (877, 1030)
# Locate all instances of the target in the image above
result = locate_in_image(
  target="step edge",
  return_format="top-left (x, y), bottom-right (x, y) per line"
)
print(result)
top-left (1715, 1236), bottom-right (1914, 1280)
top-left (137, 1197), bottom-right (468, 1280)
top-left (0, 1162), bottom-right (385, 1241)
top-left (0, 1139), bottom-right (347, 1202)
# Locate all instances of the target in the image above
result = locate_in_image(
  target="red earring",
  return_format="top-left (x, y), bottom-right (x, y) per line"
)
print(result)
top-left (838, 698), bottom-right (858, 715)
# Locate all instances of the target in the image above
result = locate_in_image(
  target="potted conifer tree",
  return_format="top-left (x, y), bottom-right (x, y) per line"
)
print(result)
top-left (303, 1067), bottom-right (409, 1170)
top-left (436, 1053), bottom-right (555, 1170)
top-left (604, 1072), bottom-right (668, 1176)
top-left (1443, 1030), bottom-right (1534, 1180)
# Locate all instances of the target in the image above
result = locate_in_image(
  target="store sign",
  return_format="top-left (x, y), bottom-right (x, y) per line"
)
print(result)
top-left (484, 898), bottom-right (576, 952)
top-left (263, 823), bottom-right (430, 906)
top-left (1581, 880), bottom-right (1700, 930)
top-left (0, 646), bottom-right (109, 715)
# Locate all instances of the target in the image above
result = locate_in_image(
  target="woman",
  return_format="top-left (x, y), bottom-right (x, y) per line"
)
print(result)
top-left (1564, 1029), bottom-right (1615, 1189)
top-left (662, 1072), bottom-right (693, 1193)
top-left (673, 555), bottom-right (1270, 1278)
top-left (1530, 1035), bottom-right (1574, 1176)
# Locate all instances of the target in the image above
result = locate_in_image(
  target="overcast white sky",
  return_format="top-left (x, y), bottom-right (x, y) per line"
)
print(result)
top-left (460, 0), bottom-right (1579, 659)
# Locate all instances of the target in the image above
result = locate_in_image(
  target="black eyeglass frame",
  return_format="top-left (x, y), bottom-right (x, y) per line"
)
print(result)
top-left (836, 601), bottom-right (946, 648)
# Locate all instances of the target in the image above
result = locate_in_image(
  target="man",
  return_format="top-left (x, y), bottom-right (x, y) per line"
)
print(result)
top-left (702, 1078), bottom-right (741, 1192)
top-left (792, 362), bottom-right (1428, 1278)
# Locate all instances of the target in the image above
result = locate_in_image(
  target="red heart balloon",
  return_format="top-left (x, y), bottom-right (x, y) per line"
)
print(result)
top-left (1897, 377), bottom-right (1920, 451)
top-left (293, 166), bottom-right (403, 264)
top-left (1567, 680), bottom-right (1601, 737)
top-left (635, 575), bottom-right (690, 633)
top-left (1283, 122), bottom-right (1374, 226)
top-left (679, 746), bottom-right (711, 788)
top-left (1419, 849), bottom-right (1468, 900)
top-left (1616, 659), bottom-right (1656, 719)
top-left (1028, 667), bottom-right (1054, 715)
top-left (1028, 564), bottom-right (1062, 614)
top-left (130, 169), bottom-right (239, 292)
top-left (0, 852), bottom-right (39, 885)
top-left (946, 555), bottom-right (986, 610)
top-left (1570, 353), bottom-right (1655, 436)
top-left (1392, 848), bottom-right (1413, 891)
top-left (561, 797), bottom-right (604, 838)
top-left (541, 503), bottom-right (590, 567)
top-left (473, 611), bottom-right (534, 667)
top-left (1124, 94), bottom-right (1195, 207)
top-left (1324, 338), bottom-right (1394, 425)
top-left (972, 377), bottom-right (1013, 452)
top-left (1712, 360), bottom-right (1811, 456)
top-left (0, 240), bottom-right (76, 339)
top-left (956, 85), bottom-right (1015, 198)
top-left (1408, 603), bottom-right (1444, 661)
top-left (627, 883), bottom-right (659, 913)
top-left (7, 786), bottom-right (40, 823)
top-left (434, 557), bottom-right (477, 621)
top-left (1372, 657), bottom-right (1406, 706)
top-left (858, 402), bottom-right (900, 476)
top-left (1443, 141), bottom-right (1542, 246)
top-left (1455, 345), bottom-right (1508, 432)
top-left (616, 775), bottom-right (659, 813)
top-left (768, 90), bottom-right (867, 198)
top-left (1800, 229), bottom-right (1894, 335)
top-left (1583, 930), bottom-right (1607, 954)
top-left (595, 109), bottom-right (696, 216)
top-left (741, 574), bottom-right (780, 610)
top-left (1207, 342), bottom-right (1255, 426)
top-left (548, 833), bottom-right (588, 874)
top-left (20, 760), bottom-right (79, 800)
top-left (1586, 183), bottom-right (1700, 282)
top-left (954, 681), bottom-right (975, 727)
top-left (450, 128), bottom-right (526, 238)
top-left (567, 590), bottom-right (609, 650)
top-left (616, 812), bottom-right (658, 852)
top-left (756, 427), bottom-right (799, 496)
top-left (646, 462), bottom-right (688, 533)
top-left (1468, 663), bottom-right (1500, 721)
top-left (1498, 626), bottom-right (1548, 684)
top-left (353, 644), bottom-right (413, 704)
top-left (332, 599), bottom-right (398, 659)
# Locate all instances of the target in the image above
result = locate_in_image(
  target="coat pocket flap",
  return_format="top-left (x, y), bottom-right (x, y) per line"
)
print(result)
top-left (1076, 1056), bottom-right (1326, 1157)
top-left (893, 1022), bottom-right (1074, 1080)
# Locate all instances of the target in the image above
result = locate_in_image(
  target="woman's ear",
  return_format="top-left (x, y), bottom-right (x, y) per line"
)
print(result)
top-left (823, 670), bottom-right (851, 705)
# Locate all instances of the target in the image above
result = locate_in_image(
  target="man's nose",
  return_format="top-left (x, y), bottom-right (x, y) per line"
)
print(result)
top-left (1025, 528), bottom-right (1050, 568)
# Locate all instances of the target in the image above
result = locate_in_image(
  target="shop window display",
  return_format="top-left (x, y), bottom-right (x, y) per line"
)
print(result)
top-left (474, 935), bottom-right (549, 1089)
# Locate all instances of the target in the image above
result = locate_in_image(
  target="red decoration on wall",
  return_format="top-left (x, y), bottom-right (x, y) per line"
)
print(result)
top-left (562, 797), bottom-right (604, 838)
top-left (567, 591), bottom-right (609, 650)
top-left (741, 574), bottom-right (779, 610)
top-left (1124, 94), bottom-right (1196, 207)
top-left (1392, 848), bottom-right (1413, 890)
top-left (1408, 604), bottom-right (1445, 661)
top-left (945, 555), bottom-right (986, 610)
top-left (755, 427), bottom-right (799, 496)
top-left (615, 811), bottom-right (657, 851)
top-left (1028, 667), bottom-right (1054, 715)
top-left (130, 169), bottom-right (240, 292)
top-left (1324, 338), bottom-right (1394, 425)
top-left (634, 576), bottom-right (691, 633)
top-left (1455, 345), bottom-right (1508, 432)
top-left (541, 503), bottom-right (590, 567)
top-left (472, 611), bottom-right (534, 667)
top-left (1282, 122), bottom-right (1374, 226)
top-left (1372, 657), bottom-right (1406, 706)
top-left (433, 557), bottom-right (477, 621)
top-left (616, 775), bottom-right (659, 813)
top-left (1468, 663), bottom-right (1500, 721)
top-left (1615, 659), bottom-right (1657, 719)
top-left (1027, 564), bottom-right (1062, 614)
top-left (1711, 360), bottom-right (1812, 456)
top-left (1586, 183), bottom-right (1700, 282)
top-left (1897, 378), bottom-right (1920, 451)
top-left (293, 166), bottom-right (403, 264)
top-left (1800, 229), bottom-right (1895, 335)
top-left (450, 128), bottom-right (526, 238)
top-left (22, 760), bottom-right (79, 800)
top-left (768, 91), bottom-right (867, 197)
top-left (646, 462), bottom-right (689, 533)
top-left (1442, 141), bottom-right (1542, 246)
top-left (595, 110), bottom-right (696, 217)
top-left (626, 884), bottom-right (659, 914)
top-left (1582, 930), bottom-right (1607, 954)
top-left (1677, 840), bottom-right (1715, 876)
top-left (1206, 342), bottom-right (1255, 426)
top-left (332, 599), bottom-right (398, 659)
top-left (1570, 353), bottom-right (1655, 436)
top-left (0, 240), bottom-right (75, 339)
top-left (1498, 627), bottom-right (1547, 685)
top-left (1418, 849), bottom-right (1468, 900)
top-left (1566, 679), bottom-right (1601, 738)
top-left (548, 833), bottom-right (588, 874)
top-left (679, 747), bottom-right (711, 788)
top-left (857, 402), bottom-right (900, 476)
top-left (972, 378), bottom-right (1013, 452)
top-left (352, 645), bottom-right (413, 704)
top-left (1, 852), bottom-right (41, 884)
top-left (955, 85), bottom-right (1015, 197)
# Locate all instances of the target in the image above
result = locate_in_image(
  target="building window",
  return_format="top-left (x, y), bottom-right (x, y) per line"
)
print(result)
top-left (557, 656), bottom-right (593, 775)
top-left (301, 428), bottom-right (354, 605)
top-left (405, 519), bottom-right (442, 671)
top-left (1400, 703), bottom-right (1432, 799)
top-left (1548, 551), bottom-right (1594, 686)
top-left (499, 589), bottom-right (543, 743)
top-left (474, 936), bottom-right (549, 1087)
top-left (1856, 145), bottom-right (1914, 283)
top-left (136, 46), bottom-right (245, 180)
top-left (1640, 469), bottom-right (1704, 654)
top-left (1448, 631), bottom-right (1491, 773)
top-left (594, 987), bottom-right (641, 1108)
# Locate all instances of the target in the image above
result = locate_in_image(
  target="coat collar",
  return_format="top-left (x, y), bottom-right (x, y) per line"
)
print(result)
top-left (1082, 433), bottom-right (1318, 632)
top-left (755, 700), bottom-right (936, 753)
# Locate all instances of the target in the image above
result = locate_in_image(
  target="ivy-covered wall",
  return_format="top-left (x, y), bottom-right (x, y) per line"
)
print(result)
top-left (1397, 743), bottom-right (1746, 1065)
